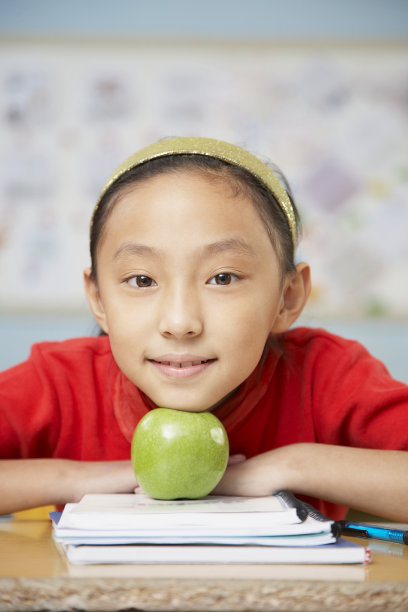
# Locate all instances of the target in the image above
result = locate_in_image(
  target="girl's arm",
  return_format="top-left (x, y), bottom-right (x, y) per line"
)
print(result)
top-left (215, 444), bottom-right (408, 522)
top-left (0, 459), bottom-right (137, 515)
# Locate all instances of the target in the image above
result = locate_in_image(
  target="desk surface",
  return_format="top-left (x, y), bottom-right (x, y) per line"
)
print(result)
top-left (1, 519), bottom-right (408, 612)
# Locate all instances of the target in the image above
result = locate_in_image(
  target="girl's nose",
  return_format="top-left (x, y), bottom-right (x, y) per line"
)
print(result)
top-left (158, 285), bottom-right (203, 339)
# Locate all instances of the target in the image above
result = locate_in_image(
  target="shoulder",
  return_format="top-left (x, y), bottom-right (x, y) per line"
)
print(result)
top-left (278, 326), bottom-right (385, 380)
top-left (0, 336), bottom-right (112, 380)
top-left (0, 336), bottom-right (114, 416)
top-left (0, 335), bottom-right (113, 385)
top-left (279, 326), bottom-right (406, 408)
top-left (280, 326), bottom-right (367, 358)
top-left (26, 335), bottom-right (112, 379)
top-left (29, 335), bottom-right (112, 362)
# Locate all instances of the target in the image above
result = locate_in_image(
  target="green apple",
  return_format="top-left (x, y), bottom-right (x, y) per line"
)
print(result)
top-left (131, 408), bottom-right (229, 500)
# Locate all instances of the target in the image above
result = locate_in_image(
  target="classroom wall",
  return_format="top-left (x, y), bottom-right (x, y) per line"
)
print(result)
top-left (1, 0), bottom-right (407, 40)
top-left (0, 0), bottom-right (407, 378)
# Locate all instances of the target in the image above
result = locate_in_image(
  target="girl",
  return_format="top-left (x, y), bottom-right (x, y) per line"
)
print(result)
top-left (1, 137), bottom-right (408, 520)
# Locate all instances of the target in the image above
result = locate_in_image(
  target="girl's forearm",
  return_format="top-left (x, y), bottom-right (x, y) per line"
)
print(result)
top-left (283, 443), bottom-right (408, 521)
top-left (216, 444), bottom-right (408, 522)
top-left (0, 459), bottom-right (137, 515)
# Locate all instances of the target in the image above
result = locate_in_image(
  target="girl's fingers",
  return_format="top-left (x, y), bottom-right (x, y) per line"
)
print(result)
top-left (227, 454), bottom-right (247, 465)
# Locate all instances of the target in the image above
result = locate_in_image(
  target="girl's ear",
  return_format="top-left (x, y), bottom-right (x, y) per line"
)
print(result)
top-left (83, 267), bottom-right (109, 334)
top-left (271, 262), bottom-right (311, 334)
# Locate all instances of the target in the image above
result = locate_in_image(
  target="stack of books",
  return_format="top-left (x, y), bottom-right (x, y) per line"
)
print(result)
top-left (51, 492), bottom-right (370, 565)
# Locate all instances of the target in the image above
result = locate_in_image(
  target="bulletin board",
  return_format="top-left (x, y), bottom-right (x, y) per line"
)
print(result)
top-left (0, 38), bottom-right (407, 317)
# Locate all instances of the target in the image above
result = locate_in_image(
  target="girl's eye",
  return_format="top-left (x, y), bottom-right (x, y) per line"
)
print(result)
top-left (126, 275), bottom-right (157, 288)
top-left (208, 272), bottom-right (237, 286)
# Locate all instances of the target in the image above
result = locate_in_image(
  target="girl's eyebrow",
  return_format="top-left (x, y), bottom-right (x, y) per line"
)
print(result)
top-left (113, 238), bottom-right (256, 260)
top-left (203, 238), bottom-right (256, 258)
top-left (114, 242), bottom-right (160, 260)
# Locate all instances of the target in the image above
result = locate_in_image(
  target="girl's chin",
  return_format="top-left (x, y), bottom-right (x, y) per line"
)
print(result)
top-left (148, 387), bottom-right (240, 414)
top-left (154, 405), bottom-right (214, 413)
top-left (142, 391), bottom-right (223, 413)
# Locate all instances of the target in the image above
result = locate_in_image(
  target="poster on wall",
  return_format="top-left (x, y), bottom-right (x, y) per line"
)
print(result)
top-left (0, 40), bottom-right (407, 317)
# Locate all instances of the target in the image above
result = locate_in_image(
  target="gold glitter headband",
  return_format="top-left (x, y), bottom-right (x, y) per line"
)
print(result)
top-left (92, 137), bottom-right (297, 251)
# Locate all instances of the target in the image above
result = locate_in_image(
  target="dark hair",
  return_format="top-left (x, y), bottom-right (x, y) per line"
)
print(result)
top-left (90, 154), bottom-right (301, 282)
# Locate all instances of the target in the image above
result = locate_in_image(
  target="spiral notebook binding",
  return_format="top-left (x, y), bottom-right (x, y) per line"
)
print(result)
top-left (276, 491), bottom-right (342, 538)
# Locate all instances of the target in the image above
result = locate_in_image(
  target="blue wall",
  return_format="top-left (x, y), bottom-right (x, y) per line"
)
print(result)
top-left (1, 0), bottom-right (407, 40)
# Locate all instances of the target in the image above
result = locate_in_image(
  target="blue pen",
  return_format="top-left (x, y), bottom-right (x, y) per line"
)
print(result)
top-left (339, 521), bottom-right (408, 545)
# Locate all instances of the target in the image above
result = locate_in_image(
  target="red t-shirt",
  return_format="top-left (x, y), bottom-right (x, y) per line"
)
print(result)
top-left (1, 327), bottom-right (407, 519)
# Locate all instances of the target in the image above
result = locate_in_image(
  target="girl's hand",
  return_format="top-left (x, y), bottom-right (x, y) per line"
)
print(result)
top-left (69, 460), bottom-right (138, 502)
top-left (212, 448), bottom-right (290, 498)
top-left (0, 458), bottom-right (138, 515)
top-left (227, 453), bottom-right (247, 466)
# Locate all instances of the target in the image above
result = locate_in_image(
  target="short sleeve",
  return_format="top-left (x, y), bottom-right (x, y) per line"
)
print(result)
top-left (0, 352), bottom-right (60, 458)
top-left (309, 333), bottom-right (408, 450)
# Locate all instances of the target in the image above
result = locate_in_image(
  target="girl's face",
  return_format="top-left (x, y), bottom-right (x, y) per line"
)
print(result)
top-left (86, 170), bottom-right (301, 412)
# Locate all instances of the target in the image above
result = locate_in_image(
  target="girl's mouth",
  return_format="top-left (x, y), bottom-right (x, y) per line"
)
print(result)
top-left (148, 357), bottom-right (216, 379)
top-left (157, 359), bottom-right (211, 368)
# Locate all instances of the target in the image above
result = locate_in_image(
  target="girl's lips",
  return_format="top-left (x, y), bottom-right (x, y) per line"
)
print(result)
top-left (148, 357), bottom-right (216, 379)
